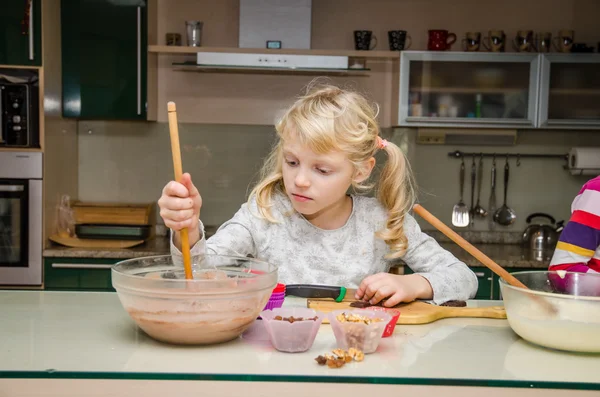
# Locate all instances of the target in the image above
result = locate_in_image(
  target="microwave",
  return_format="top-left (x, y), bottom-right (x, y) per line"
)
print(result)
top-left (0, 82), bottom-right (39, 148)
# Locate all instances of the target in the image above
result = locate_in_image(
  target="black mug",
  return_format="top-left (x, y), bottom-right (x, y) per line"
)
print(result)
top-left (354, 30), bottom-right (377, 50)
top-left (388, 30), bottom-right (412, 51)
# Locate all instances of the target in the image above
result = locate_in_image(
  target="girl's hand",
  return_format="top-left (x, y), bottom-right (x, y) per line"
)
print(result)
top-left (158, 173), bottom-right (202, 247)
top-left (355, 273), bottom-right (433, 307)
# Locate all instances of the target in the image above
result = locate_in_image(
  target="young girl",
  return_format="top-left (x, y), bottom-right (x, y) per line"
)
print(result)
top-left (158, 83), bottom-right (478, 307)
top-left (549, 175), bottom-right (600, 274)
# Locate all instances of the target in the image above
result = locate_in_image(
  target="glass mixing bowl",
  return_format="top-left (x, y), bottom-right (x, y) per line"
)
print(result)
top-left (499, 270), bottom-right (600, 353)
top-left (112, 254), bottom-right (278, 345)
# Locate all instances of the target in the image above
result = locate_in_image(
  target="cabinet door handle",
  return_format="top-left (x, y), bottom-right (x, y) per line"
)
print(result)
top-left (28, 1), bottom-right (34, 60)
top-left (136, 6), bottom-right (141, 115)
top-left (0, 185), bottom-right (25, 192)
top-left (52, 263), bottom-right (114, 270)
top-left (0, 94), bottom-right (3, 143)
top-left (474, 272), bottom-right (486, 277)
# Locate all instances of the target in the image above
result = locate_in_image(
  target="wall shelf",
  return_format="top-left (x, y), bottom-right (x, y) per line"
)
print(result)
top-left (149, 45), bottom-right (400, 60)
top-left (410, 87), bottom-right (526, 94)
top-left (0, 147), bottom-right (43, 153)
top-left (549, 89), bottom-right (600, 96)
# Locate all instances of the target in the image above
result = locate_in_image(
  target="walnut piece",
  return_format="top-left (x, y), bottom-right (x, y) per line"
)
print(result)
top-left (315, 355), bottom-right (327, 365)
top-left (332, 348), bottom-right (345, 357)
top-left (354, 351), bottom-right (365, 362)
top-left (327, 358), bottom-right (345, 368)
top-left (335, 312), bottom-right (383, 325)
top-left (314, 348), bottom-right (365, 368)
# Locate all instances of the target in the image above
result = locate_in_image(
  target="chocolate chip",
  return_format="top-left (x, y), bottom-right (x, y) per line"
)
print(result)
top-left (349, 301), bottom-right (372, 308)
top-left (440, 300), bottom-right (467, 307)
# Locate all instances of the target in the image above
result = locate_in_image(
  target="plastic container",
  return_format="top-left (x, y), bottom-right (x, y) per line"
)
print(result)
top-left (364, 307), bottom-right (401, 337)
top-left (475, 94), bottom-right (482, 118)
top-left (111, 254), bottom-right (277, 345)
top-left (499, 270), bottom-right (600, 353)
top-left (328, 309), bottom-right (392, 354)
top-left (260, 308), bottom-right (323, 352)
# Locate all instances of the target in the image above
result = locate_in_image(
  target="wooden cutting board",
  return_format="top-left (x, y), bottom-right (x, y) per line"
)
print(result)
top-left (49, 234), bottom-right (145, 249)
top-left (307, 299), bottom-right (506, 325)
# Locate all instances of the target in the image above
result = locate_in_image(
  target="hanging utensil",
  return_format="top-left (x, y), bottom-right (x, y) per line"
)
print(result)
top-left (473, 153), bottom-right (488, 217)
top-left (488, 154), bottom-right (497, 229)
top-left (451, 158), bottom-right (470, 227)
top-left (493, 155), bottom-right (517, 226)
top-left (469, 155), bottom-right (476, 225)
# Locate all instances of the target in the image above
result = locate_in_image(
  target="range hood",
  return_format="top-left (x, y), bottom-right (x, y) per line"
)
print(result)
top-left (191, 1), bottom-right (350, 70)
top-left (196, 52), bottom-right (350, 70)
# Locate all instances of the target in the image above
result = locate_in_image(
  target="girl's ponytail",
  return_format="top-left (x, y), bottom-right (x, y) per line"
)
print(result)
top-left (375, 141), bottom-right (417, 259)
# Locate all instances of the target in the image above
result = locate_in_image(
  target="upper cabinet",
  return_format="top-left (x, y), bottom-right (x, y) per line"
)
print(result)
top-left (538, 54), bottom-right (600, 129)
top-left (398, 51), bottom-right (540, 129)
top-left (0, 0), bottom-right (42, 67)
top-left (398, 51), bottom-right (600, 130)
top-left (61, 0), bottom-right (147, 120)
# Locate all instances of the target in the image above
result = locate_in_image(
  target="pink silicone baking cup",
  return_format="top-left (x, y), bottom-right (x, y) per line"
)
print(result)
top-left (260, 308), bottom-right (324, 353)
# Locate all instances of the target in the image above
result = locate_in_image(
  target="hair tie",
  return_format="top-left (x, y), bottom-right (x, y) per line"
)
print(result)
top-left (377, 136), bottom-right (388, 150)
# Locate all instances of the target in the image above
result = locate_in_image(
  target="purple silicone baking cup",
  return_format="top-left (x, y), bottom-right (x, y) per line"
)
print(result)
top-left (263, 296), bottom-right (285, 311)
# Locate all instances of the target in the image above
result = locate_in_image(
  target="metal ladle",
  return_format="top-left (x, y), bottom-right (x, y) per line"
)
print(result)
top-left (473, 153), bottom-right (488, 218)
top-left (493, 155), bottom-right (516, 226)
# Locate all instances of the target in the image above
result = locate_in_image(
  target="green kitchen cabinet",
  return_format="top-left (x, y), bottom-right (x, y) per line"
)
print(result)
top-left (403, 265), bottom-right (494, 300)
top-left (0, 0), bottom-right (42, 66)
top-left (404, 264), bottom-right (546, 300)
top-left (491, 267), bottom-right (546, 300)
top-left (44, 257), bottom-right (121, 291)
top-left (471, 267), bottom-right (494, 300)
top-left (61, 0), bottom-right (147, 119)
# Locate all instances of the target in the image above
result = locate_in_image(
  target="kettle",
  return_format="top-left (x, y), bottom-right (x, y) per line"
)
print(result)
top-left (522, 213), bottom-right (564, 251)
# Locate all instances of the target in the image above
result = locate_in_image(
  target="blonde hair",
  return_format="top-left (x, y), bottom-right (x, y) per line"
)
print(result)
top-left (248, 82), bottom-right (417, 259)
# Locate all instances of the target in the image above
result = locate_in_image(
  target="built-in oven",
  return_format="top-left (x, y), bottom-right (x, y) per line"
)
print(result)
top-left (0, 152), bottom-right (42, 286)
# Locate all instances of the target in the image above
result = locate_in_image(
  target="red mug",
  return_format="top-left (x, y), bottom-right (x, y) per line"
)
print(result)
top-left (428, 29), bottom-right (457, 51)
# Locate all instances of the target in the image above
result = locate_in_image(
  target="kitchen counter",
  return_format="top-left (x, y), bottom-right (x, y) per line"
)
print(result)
top-left (1, 291), bottom-right (598, 396)
top-left (43, 236), bottom-right (172, 259)
top-left (43, 238), bottom-right (550, 269)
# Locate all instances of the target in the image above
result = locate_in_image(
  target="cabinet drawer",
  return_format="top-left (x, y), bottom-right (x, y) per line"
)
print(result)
top-left (44, 258), bottom-right (120, 291)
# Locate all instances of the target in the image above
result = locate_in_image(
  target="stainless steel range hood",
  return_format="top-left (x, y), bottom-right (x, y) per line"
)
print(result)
top-left (196, 52), bottom-right (350, 70)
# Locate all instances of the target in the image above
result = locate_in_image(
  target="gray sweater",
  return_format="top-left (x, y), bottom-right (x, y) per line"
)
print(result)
top-left (170, 193), bottom-right (478, 304)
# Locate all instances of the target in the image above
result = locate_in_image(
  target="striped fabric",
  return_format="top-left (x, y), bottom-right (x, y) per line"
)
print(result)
top-left (549, 175), bottom-right (600, 274)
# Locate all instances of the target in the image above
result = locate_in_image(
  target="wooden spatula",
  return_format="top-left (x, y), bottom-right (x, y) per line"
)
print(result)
top-left (412, 203), bottom-right (557, 315)
top-left (167, 102), bottom-right (193, 280)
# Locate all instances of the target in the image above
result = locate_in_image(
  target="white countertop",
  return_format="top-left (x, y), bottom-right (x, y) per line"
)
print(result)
top-left (0, 291), bottom-right (599, 391)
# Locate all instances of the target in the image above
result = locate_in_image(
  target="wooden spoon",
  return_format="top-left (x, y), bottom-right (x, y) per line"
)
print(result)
top-left (412, 203), bottom-right (557, 314)
top-left (167, 102), bottom-right (193, 280)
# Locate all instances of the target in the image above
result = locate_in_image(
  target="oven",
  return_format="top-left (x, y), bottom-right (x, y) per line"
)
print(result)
top-left (0, 152), bottom-right (42, 286)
